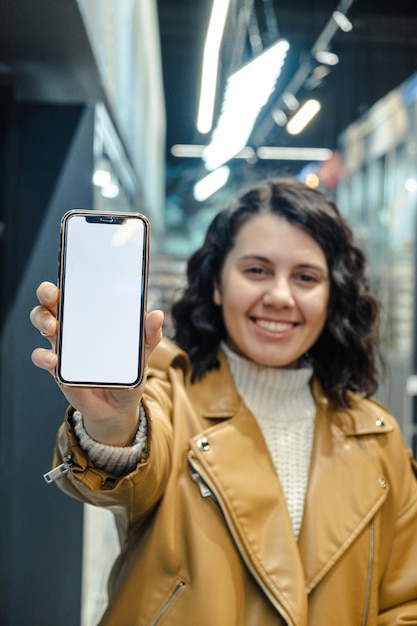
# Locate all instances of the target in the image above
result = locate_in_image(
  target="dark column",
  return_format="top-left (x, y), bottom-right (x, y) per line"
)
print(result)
top-left (0, 101), bottom-right (95, 626)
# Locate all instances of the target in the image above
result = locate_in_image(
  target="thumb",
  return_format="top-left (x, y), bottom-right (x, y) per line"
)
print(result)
top-left (144, 310), bottom-right (164, 358)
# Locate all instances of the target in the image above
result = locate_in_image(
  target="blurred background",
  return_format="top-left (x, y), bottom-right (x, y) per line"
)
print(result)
top-left (0, 0), bottom-right (417, 624)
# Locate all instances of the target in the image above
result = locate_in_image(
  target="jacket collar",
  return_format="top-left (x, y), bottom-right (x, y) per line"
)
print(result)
top-left (185, 348), bottom-right (241, 418)
top-left (186, 347), bottom-right (392, 437)
top-left (188, 394), bottom-right (308, 624)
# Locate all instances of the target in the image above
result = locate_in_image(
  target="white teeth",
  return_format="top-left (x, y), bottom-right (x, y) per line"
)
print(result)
top-left (256, 320), bottom-right (293, 332)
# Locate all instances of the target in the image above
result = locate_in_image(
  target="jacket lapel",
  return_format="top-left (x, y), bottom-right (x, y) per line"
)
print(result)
top-left (298, 388), bottom-right (390, 592)
top-left (187, 355), bottom-right (308, 625)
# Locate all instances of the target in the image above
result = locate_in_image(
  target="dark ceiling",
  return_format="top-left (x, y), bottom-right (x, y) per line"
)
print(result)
top-left (0, 0), bottom-right (416, 176)
top-left (0, 0), bottom-right (105, 103)
top-left (157, 0), bottom-right (417, 162)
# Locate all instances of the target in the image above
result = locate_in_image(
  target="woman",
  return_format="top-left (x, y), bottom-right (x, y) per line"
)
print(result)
top-left (31, 178), bottom-right (417, 625)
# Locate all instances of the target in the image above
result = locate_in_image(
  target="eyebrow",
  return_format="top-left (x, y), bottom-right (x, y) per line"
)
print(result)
top-left (239, 254), bottom-right (328, 273)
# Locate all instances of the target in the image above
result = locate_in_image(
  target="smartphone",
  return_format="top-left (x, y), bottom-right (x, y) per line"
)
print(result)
top-left (56, 210), bottom-right (150, 387)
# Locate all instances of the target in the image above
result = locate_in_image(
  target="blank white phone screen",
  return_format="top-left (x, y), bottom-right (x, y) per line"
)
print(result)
top-left (59, 214), bottom-right (146, 386)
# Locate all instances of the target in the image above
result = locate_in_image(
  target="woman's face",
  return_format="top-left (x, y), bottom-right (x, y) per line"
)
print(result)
top-left (213, 213), bottom-right (330, 368)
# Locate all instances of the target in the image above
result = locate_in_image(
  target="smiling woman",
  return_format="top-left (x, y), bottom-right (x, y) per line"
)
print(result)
top-left (31, 177), bottom-right (417, 625)
top-left (172, 177), bottom-right (380, 406)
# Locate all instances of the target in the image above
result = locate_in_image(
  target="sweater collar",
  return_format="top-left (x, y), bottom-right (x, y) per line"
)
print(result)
top-left (220, 342), bottom-right (314, 423)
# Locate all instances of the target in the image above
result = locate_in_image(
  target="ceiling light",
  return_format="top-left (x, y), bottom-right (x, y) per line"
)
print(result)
top-left (272, 109), bottom-right (288, 126)
top-left (194, 166), bottom-right (230, 201)
top-left (170, 144), bottom-right (255, 160)
top-left (257, 146), bottom-right (332, 161)
top-left (332, 10), bottom-right (353, 32)
top-left (93, 169), bottom-right (111, 187)
top-left (203, 39), bottom-right (290, 170)
top-left (304, 64), bottom-right (332, 90)
top-left (196, 0), bottom-right (232, 134)
top-left (171, 144), bottom-right (207, 157)
top-left (282, 91), bottom-right (299, 111)
top-left (101, 181), bottom-right (120, 199)
top-left (313, 65), bottom-right (331, 79)
top-left (286, 99), bottom-right (321, 135)
top-left (405, 178), bottom-right (417, 192)
top-left (93, 158), bottom-right (111, 187)
top-left (315, 50), bottom-right (339, 66)
top-left (305, 173), bottom-right (320, 188)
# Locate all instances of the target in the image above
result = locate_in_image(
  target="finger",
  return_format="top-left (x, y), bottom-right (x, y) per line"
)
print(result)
top-left (145, 310), bottom-right (164, 342)
top-left (144, 310), bottom-right (164, 358)
top-left (29, 305), bottom-right (58, 339)
top-left (31, 347), bottom-right (58, 373)
top-left (36, 281), bottom-right (59, 315)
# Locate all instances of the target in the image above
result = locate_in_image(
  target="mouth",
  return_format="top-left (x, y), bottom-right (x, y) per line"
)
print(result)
top-left (254, 319), bottom-right (297, 333)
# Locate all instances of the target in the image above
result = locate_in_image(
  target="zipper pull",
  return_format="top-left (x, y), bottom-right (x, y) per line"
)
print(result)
top-left (43, 456), bottom-right (72, 484)
top-left (190, 469), bottom-right (213, 498)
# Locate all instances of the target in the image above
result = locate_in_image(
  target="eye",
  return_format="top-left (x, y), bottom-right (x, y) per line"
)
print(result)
top-left (244, 265), bottom-right (267, 276)
top-left (297, 272), bottom-right (318, 284)
top-left (247, 266), bottom-right (263, 274)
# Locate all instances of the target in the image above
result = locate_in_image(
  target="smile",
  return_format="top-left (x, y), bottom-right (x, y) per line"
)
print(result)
top-left (255, 319), bottom-right (296, 333)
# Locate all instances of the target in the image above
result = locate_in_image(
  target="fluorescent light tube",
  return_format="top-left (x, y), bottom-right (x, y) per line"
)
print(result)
top-left (194, 166), bottom-right (230, 201)
top-left (171, 144), bottom-right (255, 159)
top-left (196, 0), bottom-right (232, 134)
top-left (257, 147), bottom-right (332, 161)
top-left (286, 99), bottom-right (321, 135)
top-left (171, 144), bottom-right (207, 157)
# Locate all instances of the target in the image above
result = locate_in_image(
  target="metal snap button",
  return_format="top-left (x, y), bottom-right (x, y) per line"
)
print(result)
top-left (378, 477), bottom-right (388, 489)
top-left (375, 418), bottom-right (385, 427)
top-left (196, 437), bottom-right (211, 452)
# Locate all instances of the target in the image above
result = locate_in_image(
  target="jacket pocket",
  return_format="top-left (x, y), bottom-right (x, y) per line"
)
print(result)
top-left (149, 580), bottom-right (186, 626)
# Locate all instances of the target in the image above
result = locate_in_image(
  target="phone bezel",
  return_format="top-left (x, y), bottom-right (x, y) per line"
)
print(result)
top-left (55, 209), bottom-right (150, 388)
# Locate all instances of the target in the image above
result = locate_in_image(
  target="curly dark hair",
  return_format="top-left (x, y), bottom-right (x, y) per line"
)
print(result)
top-left (171, 177), bottom-right (383, 407)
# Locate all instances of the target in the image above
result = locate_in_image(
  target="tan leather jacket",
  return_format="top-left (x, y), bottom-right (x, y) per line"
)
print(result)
top-left (54, 339), bottom-right (417, 626)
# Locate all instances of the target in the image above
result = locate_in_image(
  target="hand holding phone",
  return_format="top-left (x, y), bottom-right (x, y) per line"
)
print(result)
top-left (31, 279), bottom-right (164, 446)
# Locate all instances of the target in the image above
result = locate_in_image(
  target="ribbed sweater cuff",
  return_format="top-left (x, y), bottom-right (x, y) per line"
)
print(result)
top-left (72, 405), bottom-right (147, 477)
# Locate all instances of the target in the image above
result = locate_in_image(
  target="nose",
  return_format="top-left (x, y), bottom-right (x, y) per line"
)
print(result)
top-left (263, 276), bottom-right (295, 308)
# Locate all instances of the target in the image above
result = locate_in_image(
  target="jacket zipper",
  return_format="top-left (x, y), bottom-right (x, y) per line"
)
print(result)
top-left (150, 581), bottom-right (185, 626)
top-left (43, 455), bottom-right (72, 484)
top-left (190, 468), bottom-right (215, 499)
top-left (355, 436), bottom-right (374, 626)
top-left (188, 455), bottom-right (292, 626)
top-left (361, 520), bottom-right (374, 626)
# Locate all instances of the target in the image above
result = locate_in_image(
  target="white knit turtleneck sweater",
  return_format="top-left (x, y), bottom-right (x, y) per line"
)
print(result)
top-left (222, 343), bottom-right (315, 538)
